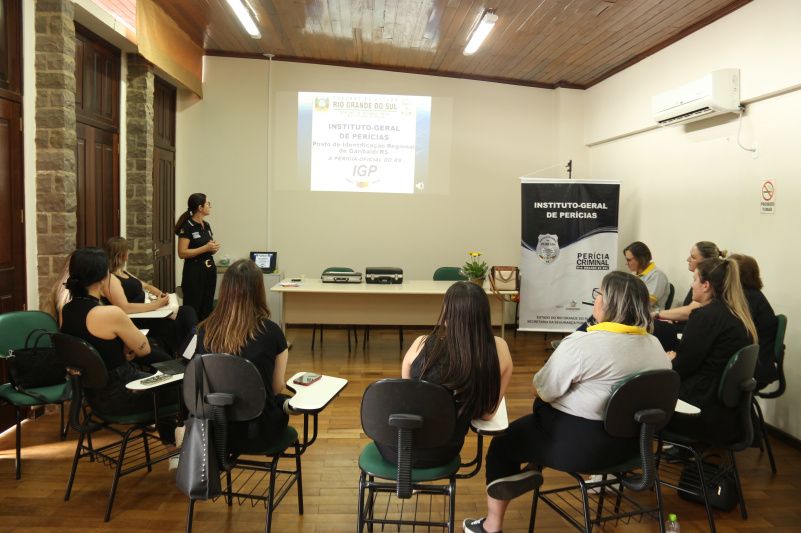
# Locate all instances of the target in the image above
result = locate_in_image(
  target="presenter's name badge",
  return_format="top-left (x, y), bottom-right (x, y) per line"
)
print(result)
top-left (536, 234), bottom-right (559, 264)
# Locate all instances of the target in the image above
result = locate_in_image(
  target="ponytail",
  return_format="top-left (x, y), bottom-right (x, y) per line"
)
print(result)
top-left (697, 258), bottom-right (758, 343)
top-left (174, 193), bottom-right (207, 235)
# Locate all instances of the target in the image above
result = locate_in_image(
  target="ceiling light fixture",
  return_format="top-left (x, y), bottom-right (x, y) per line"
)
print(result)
top-left (225, 0), bottom-right (262, 39)
top-left (464, 9), bottom-right (497, 55)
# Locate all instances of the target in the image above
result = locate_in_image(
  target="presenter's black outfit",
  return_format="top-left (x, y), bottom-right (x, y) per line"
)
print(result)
top-left (178, 218), bottom-right (216, 321)
top-left (667, 299), bottom-right (750, 445)
top-left (196, 319), bottom-right (289, 453)
top-left (61, 296), bottom-right (177, 442)
top-left (115, 271), bottom-right (197, 356)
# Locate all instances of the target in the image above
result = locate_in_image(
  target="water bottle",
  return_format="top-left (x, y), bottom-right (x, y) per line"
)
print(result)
top-left (665, 513), bottom-right (681, 532)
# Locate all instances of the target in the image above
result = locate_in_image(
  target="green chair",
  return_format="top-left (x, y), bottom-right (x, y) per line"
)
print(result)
top-left (357, 379), bottom-right (460, 532)
top-left (753, 314), bottom-right (788, 473)
top-left (658, 344), bottom-right (759, 532)
top-left (313, 267), bottom-right (360, 350)
top-left (0, 310), bottom-right (69, 479)
top-left (665, 283), bottom-right (675, 309)
top-left (56, 333), bottom-right (179, 521)
top-left (529, 369), bottom-right (680, 532)
top-left (182, 353), bottom-right (303, 533)
top-left (433, 266), bottom-right (467, 281)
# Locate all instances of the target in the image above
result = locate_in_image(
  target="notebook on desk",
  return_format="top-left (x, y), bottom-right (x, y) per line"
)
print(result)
top-left (250, 251), bottom-right (277, 273)
top-left (151, 333), bottom-right (197, 375)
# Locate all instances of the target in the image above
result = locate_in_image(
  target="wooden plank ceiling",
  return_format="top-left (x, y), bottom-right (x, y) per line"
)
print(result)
top-left (135, 0), bottom-right (750, 89)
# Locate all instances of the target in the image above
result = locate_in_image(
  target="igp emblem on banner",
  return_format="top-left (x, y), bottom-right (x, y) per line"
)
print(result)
top-left (519, 179), bottom-right (620, 332)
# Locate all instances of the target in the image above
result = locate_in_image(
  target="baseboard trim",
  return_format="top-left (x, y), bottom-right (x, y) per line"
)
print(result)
top-left (766, 424), bottom-right (801, 450)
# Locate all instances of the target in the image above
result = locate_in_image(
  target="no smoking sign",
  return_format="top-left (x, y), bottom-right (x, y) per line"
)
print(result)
top-left (760, 178), bottom-right (775, 214)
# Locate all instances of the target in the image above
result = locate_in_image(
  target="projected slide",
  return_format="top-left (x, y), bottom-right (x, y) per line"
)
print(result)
top-left (298, 92), bottom-right (432, 194)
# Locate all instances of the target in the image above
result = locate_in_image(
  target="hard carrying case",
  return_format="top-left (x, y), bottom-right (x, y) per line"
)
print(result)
top-left (321, 270), bottom-right (363, 283)
top-left (365, 267), bottom-right (403, 284)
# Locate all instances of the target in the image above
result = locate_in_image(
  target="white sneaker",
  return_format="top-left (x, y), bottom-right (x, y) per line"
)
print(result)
top-left (168, 456), bottom-right (180, 471)
top-left (585, 474), bottom-right (604, 494)
top-left (175, 425), bottom-right (186, 448)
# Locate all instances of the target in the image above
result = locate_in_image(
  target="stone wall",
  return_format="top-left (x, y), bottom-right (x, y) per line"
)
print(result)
top-left (34, 0), bottom-right (76, 309)
top-left (125, 54), bottom-right (155, 279)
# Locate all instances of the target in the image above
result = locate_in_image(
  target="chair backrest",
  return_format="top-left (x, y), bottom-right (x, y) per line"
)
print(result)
top-left (718, 344), bottom-right (759, 408)
top-left (604, 369), bottom-right (680, 438)
top-left (432, 267), bottom-right (466, 281)
top-left (0, 311), bottom-right (58, 355)
top-left (758, 315), bottom-right (787, 399)
top-left (603, 369), bottom-right (680, 492)
top-left (53, 332), bottom-right (109, 389)
top-left (665, 283), bottom-right (675, 309)
top-left (361, 378), bottom-right (456, 448)
top-left (182, 353), bottom-right (266, 422)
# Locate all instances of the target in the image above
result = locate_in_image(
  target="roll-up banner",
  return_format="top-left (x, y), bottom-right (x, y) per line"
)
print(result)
top-left (519, 179), bottom-right (620, 332)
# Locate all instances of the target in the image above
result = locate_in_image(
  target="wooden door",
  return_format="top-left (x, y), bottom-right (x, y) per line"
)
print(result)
top-left (0, 97), bottom-right (23, 312)
top-left (75, 123), bottom-right (119, 248)
top-left (152, 79), bottom-right (176, 290)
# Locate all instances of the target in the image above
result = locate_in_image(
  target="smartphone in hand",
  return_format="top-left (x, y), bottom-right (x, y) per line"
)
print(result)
top-left (293, 372), bottom-right (321, 386)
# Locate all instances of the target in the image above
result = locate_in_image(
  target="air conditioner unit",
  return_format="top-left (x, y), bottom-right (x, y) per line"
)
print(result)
top-left (652, 69), bottom-right (740, 126)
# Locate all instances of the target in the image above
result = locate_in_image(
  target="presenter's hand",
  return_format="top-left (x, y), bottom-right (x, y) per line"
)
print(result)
top-left (207, 240), bottom-right (221, 254)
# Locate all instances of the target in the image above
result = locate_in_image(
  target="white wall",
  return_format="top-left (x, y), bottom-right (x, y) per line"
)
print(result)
top-left (177, 58), bottom-right (568, 279)
top-left (585, 0), bottom-right (801, 437)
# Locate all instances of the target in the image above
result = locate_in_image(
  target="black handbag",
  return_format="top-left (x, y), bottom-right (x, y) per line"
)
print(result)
top-left (5, 329), bottom-right (66, 392)
top-left (677, 459), bottom-right (738, 511)
top-left (176, 356), bottom-right (221, 500)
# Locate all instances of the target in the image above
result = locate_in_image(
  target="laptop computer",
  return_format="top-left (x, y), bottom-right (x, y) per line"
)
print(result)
top-left (152, 332), bottom-right (198, 375)
top-left (249, 251), bottom-right (278, 273)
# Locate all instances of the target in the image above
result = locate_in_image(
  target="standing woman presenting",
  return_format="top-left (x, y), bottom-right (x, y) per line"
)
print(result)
top-left (175, 193), bottom-right (220, 321)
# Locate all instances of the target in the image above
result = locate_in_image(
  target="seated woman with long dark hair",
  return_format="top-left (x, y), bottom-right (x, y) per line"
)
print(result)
top-left (378, 281), bottom-right (513, 468)
top-left (729, 254), bottom-right (778, 389)
top-left (195, 259), bottom-right (290, 452)
top-left (666, 257), bottom-right (756, 445)
top-left (103, 237), bottom-right (197, 356)
top-left (60, 248), bottom-right (176, 442)
top-left (463, 272), bottom-right (670, 533)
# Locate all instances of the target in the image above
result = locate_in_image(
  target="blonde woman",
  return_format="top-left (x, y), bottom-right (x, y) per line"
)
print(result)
top-left (666, 257), bottom-right (756, 445)
top-left (195, 259), bottom-right (289, 452)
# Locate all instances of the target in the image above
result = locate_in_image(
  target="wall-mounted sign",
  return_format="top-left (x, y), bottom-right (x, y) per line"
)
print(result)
top-left (760, 178), bottom-right (775, 214)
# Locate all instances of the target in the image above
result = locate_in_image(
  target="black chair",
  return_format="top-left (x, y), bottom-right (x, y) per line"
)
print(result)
top-left (0, 310), bottom-right (69, 479)
top-left (753, 313), bottom-right (787, 474)
top-left (665, 283), bottom-right (675, 309)
top-left (658, 344), bottom-right (759, 532)
top-left (313, 267), bottom-right (360, 350)
top-left (182, 353), bottom-right (303, 533)
top-left (529, 369), bottom-right (680, 533)
top-left (55, 332), bottom-right (179, 522)
top-left (357, 379), bottom-right (460, 532)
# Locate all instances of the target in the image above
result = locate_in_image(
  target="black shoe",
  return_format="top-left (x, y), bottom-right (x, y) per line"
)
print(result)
top-left (463, 517), bottom-right (501, 533)
top-left (486, 469), bottom-right (543, 500)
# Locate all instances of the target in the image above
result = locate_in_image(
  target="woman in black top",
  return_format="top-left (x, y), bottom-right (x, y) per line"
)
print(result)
top-left (666, 257), bottom-right (756, 445)
top-left (195, 259), bottom-right (289, 452)
top-left (730, 254), bottom-right (779, 389)
top-left (60, 248), bottom-right (176, 442)
top-left (175, 193), bottom-right (220, 321)
top-left (104, 237), bottom-right (197, 356)
top-left (377, 281), bottom-right (513, 467)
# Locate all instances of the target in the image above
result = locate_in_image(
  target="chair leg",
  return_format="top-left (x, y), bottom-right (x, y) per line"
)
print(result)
top-left (578, 480), bottom-right (593, 533)
top-left (142, 431), bottom-right (152, 473)
top-left (528, 486), bottom-right (540, 533)
top-left (15, 407), bottom-right (22, 480)
top-left (311, 325), bottom-right (316, 350)
top-left (105, 427), bottom-right (136, 522)
top-left (595, 474), bottom-right (607, 522)
top-left (186, 499), bottom-right (196, 533)
top-left (357, 471), bottom-right (366, 532)
top-left (60, 402), bottom-right (67, 440)
top-left (399, 327), bottom-right (403, 350)
top-left (65, 429), bottom-right (86, 501)
top-left (691, 448), bottom-right (717, 533)
top-left (347, 327), bottom-right (352, 351)
top-left (266, 459), bottom-right (278, 533)
top-left (654, 470), bottom-right (667, 533)
top-left (295, 443), bottom-right (304, 515)
top-left (753, 399), bottom-right (777, 473)
top-left (225, 469), bottom-right (233, 506)
top-left (729, 450), bottom-right (748, 520)
top-left (448, 477), bottom-right (456, 533)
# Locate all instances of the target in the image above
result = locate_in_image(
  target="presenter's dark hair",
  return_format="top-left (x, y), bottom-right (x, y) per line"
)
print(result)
top-left (696, 257), bottom-right (757, 342)
top-left (174, 193), bottom-right (207, 235)
top-left (199, 259), bottom-right (271, 355)
top-left (65, 248), bottom-right (109, 298)
top-left (729, 253), bottom-right (763, 290)
top-left (599, 271), bottom-right (653, 331)
top-left (419, 281), bottom-right (501, 420)
top-left (623, 241), bottom-right (652, 271)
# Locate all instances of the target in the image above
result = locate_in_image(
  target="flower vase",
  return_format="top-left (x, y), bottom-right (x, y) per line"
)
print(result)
top-left (469, 277), bottom-right (486, 287)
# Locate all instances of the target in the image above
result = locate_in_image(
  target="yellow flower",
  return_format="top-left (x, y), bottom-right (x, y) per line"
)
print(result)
top-left (469, 251), bottom-right (482, 257)
top-left (462, 251), bottom-right (488, 279)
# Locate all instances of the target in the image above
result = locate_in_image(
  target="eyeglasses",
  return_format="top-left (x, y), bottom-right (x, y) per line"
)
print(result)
top-left (592, 288), bottom-right (601, 299)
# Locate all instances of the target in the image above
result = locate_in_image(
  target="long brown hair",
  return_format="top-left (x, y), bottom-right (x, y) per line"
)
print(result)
top-left (199, 259), bottom-right (270, 354)
top-left (696, 258), bottom-right (757, 342)
top-left (418, 281), bottom-right (501, 419)
top-left (174, 193), bottom-right (207, 235)
top-left (104, 237), bottom-right (129, 273)
top-left (729, 253), bottom-right (763, 290)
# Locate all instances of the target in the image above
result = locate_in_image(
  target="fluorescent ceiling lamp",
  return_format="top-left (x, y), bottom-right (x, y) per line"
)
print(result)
top-left (464, 10), bottom-right (497, 55)
top-left (226, 0), bottom-right (262, 39)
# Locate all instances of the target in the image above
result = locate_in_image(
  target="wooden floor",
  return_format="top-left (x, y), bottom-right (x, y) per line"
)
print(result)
top-left (1, 327), bottom-right (800, 532)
